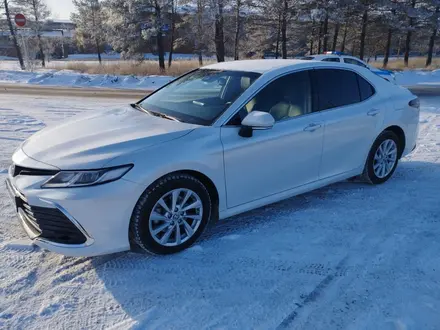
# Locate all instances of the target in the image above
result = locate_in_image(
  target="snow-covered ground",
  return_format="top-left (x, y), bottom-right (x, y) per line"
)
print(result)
top-left (0, 69), bottom-right (173, 90)
top-left (395, 69), bottom-right (440, 86)
top-left (0, 93), bottom-right (440, 329)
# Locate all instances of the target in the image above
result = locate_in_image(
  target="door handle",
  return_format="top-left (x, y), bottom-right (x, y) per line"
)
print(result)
top-left (303, 123), bottom-right (322, 132)
top-left (367, 109), bottom-right (380, 116)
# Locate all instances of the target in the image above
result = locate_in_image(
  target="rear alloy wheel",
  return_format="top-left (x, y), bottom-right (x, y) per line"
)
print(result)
top-left (129, 173), bottom-right (211, 254)
top-left (362, 131), bottom-right (400, 184)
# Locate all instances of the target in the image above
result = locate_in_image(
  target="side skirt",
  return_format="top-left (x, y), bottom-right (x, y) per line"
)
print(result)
top-left (218, 167), bottom-right (363, 220)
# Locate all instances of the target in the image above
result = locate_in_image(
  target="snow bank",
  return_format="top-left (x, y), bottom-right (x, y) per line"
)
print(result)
top-left (395, 69), bottom-right (440, 86)
top-left (3, 65), bottom-right (440, 91)
top-left (0, 69), bottom-right (173, 90)
top-left (66, 53), bottom-right (218, 61)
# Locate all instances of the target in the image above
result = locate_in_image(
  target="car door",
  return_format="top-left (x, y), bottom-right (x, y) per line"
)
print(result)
top-left (312, 68), bottom-right (384, 178)
top-left (220, 70), bottom-right (325, 208)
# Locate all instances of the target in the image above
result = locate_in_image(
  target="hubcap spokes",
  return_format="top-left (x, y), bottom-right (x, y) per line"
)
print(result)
top-left (373, 139), bottom-right (397, 178)
top-left (149, 188), bottom-right (203, 247)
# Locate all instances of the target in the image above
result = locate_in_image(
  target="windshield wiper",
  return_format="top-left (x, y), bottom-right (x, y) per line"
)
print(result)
top-left (151, 112), bottom-right (181, 122)
top-left (130, 103), bottom-right (151, 114)
top-left (130, 103), bottom-right (181, 122)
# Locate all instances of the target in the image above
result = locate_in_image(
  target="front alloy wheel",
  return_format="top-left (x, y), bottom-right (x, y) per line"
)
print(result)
top-left (130, 173), bottom-right (211, 254)
top-left (149, 189), bottom-right (203, 247)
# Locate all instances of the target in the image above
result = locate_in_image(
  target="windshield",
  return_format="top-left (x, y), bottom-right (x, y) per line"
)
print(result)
top-left (139, 69), bottom-right (261, 125)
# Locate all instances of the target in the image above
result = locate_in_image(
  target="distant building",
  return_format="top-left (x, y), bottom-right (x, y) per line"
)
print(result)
top-left (0, 19), bottom-right (76, 57)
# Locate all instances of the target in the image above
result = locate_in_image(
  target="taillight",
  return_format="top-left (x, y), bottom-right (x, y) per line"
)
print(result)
top-left (409, 98), bottom-right (420, 109)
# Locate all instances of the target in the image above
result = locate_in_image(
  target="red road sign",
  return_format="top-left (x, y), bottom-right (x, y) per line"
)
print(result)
top-left (14, 14), bottom-right (26, 27)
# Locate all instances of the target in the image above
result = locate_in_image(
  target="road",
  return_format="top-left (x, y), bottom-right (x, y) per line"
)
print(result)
top-left (0, 90), bottom-right (439, 329)
top-left (0, 83), bottom-right (149, 99)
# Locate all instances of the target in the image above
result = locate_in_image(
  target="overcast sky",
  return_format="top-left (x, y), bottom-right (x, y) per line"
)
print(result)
top-left (47, 0), bottom-right (75, 20)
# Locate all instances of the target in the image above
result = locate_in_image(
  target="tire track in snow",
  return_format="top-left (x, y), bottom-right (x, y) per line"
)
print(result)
top-left (274, 161), bottom-right (431, 329)
top-left (277, 255), bottom-right (349, 329)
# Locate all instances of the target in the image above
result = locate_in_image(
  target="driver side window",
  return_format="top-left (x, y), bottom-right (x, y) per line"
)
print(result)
top-left (227, 70), bottom-right (312, 125)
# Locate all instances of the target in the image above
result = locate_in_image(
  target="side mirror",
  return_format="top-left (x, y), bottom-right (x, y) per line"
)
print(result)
top-left (239, 111), bottom-right (275, 137)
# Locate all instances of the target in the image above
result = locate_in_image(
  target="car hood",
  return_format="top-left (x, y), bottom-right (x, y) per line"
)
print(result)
top-left (22, 107), bottom-right (197, 169)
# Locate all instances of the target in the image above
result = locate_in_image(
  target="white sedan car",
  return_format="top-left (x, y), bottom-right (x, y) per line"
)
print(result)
top-left (6, 60), bottom-right (419, 256)
top-left (300, 53), bottom-right (396, 83)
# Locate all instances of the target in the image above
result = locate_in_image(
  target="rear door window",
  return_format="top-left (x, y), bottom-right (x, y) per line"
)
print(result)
top-left (312, 69), bottom-right (361, 110)
top-left (357, 75), bottom-right (375, 101)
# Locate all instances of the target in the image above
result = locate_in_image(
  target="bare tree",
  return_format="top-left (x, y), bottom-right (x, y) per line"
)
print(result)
top-left (168, 0), bottom-right (177, 67)
top-left (19, 0), bottom-right (50, 67)
top-left (424, 0), bottom-right (440, 66)
top-left (196, 0), bottom-right (205, 65)
top-left (234, 0), bottom-right (242, 60)
top-left (332, 22), bottom-right (339, 51)
top-left (322, 11), bottom-right (329, 52)
top-left (340, 22), bottom-right (348, 51)
top-left (3, 0), bottom-right (25, 69)
top-left (359, 7), bottom-right (368, 59)
top-left (404, 0), bottom-right (417, 66)
top-left (153, 0), bottom-right (166, 69)
top-left (213, 0), bottom-right (225, 61)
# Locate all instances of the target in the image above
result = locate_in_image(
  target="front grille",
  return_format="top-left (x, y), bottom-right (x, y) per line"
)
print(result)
top-left (16, 197), bottom-right (87, 245)
top-left (11, 165), bottom-right (58, 177)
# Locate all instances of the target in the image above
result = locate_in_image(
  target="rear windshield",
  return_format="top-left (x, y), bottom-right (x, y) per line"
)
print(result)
top-left (140, 69), bottom-right (261, 125)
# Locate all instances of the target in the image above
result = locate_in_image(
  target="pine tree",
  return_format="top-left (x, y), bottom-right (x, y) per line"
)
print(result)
top-left (72, 0), bottom-right (106, 63)
top-left (404, 0), bottom-right (417, 66)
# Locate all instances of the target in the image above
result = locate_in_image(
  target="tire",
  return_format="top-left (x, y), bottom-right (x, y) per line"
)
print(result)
top-left (129, 173), bottom-right (212, 255)
top-left (362, 130), bottom-right (400, 185)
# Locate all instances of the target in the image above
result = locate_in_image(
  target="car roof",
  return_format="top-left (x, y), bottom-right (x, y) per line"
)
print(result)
top-left (310, 54), bottom-right (366, 62)
top-left (200, 59), bottom-right (383, 82)
top-left (201, 59), bottom-right (314, 74)
top-left (307, 54), bottom-right (340, 60)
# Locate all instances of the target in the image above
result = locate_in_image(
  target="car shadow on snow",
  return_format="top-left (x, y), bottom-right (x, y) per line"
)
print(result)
top-left (90, 160), bottom-right (440, 328)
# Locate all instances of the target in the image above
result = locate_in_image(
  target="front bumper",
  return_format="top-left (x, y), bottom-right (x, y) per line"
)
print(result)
top-left (5, 175), bottom-right (144, 257)
top-left (6, 178), bottom-right (93, 245)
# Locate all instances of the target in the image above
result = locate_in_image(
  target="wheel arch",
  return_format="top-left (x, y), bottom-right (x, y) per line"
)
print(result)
top-left (177, 170), bottom-right (220, 222)
top-left (139, 169), bottom-right (220, 223)
top-left (383, 125), bottom-right (406, 158)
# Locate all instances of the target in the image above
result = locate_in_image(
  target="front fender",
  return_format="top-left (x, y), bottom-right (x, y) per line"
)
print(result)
top-left (106, 128), bottom-right (227, 212)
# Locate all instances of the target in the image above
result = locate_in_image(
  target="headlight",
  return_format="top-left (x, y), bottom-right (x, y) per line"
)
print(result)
top-left (42, 165), bottom-right (133, 188)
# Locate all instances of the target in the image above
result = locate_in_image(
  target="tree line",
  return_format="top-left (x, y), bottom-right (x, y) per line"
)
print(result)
top-left (2, 0), bottom-right (440, 70)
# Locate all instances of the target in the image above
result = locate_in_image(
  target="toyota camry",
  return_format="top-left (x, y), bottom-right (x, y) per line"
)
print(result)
top-left (5, 60), bottom-right (419, 256)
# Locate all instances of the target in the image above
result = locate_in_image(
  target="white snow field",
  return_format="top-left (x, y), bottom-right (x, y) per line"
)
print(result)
top-left (0, 93), bottom-right (440, 329)
top-left (0, 69), bottom-right (173, 91)
top-left (396, 69), bottom-right (440, 86)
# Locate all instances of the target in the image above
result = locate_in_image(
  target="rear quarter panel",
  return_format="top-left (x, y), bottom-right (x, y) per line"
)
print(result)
top-left (384, 87), bottom-right (419, 156)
